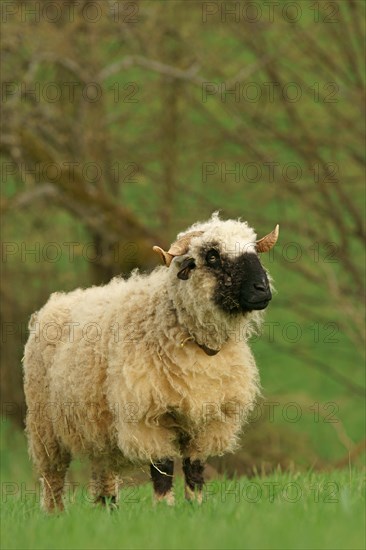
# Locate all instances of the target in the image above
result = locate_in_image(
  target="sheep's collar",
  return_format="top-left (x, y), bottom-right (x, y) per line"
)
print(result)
top-left (197, 342), bottom-right (220, 356)
top-left (180, 335), bottom-right (221, 356)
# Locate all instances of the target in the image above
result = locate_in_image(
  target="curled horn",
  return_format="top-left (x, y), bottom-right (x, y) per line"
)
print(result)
top-left (152, 246), bottom-right (173, 266)
top-left (256, 224), bottom-right (279, 253)
top-left (153, 230), bottom-right (204, 266)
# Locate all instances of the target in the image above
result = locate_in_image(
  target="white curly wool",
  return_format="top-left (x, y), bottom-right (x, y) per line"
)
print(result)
top-left (23, 213), bottom-right (271, 511)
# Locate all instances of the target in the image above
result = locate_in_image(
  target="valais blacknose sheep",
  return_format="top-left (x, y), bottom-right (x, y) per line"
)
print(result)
top-left (23, 213), bottom-right (279, 511)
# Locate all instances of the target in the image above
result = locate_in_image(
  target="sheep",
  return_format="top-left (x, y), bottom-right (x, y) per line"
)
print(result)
top-left (23, 213), bottom-right (279, 511)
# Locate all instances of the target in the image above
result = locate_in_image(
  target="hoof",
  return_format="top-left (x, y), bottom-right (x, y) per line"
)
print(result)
top-left (154, 489), bottom-right (175, 506)
top-left (94, 495), bottom-right (119, 510)
top-left (185, 485), bottom-right (202, 504)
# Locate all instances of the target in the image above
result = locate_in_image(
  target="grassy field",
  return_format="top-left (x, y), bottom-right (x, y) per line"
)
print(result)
top-left (1, 423), bottom-right (364, 550)
top-left (1, 469), bottom-right (365, 550)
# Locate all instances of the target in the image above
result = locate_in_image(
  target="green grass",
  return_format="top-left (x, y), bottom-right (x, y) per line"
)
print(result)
top-left (1, 425), bottom-right (364, 549)
top-left (1, 470), bottom-right (365, 550)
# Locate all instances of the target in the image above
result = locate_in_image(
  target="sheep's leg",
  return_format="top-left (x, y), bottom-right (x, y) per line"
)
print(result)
top-left (37, 443), bottom-right (70, 512)
top-left (150, 459), bottom-right (174, 505)
top-left (182, 458), bottom-right (204, 504)
top-left (26, 413), bottom-right (70, 512)
top-left (91, 467), bottom-right (120, 508)
top-left (40, 464), bottom-right (70, 512)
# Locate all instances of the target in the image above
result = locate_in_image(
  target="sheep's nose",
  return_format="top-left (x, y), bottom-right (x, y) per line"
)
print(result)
top-left (254, 282), bottom-right (268, 292)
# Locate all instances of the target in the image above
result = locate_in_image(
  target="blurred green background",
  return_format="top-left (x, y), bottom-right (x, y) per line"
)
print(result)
top-left (1, 0), bottom-right (365, 483)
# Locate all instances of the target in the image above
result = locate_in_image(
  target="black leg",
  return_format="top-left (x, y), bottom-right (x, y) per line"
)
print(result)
top-left (150, 459), bottom-right (174, 504)
top-left (182, 458), bottom-right (204, 503)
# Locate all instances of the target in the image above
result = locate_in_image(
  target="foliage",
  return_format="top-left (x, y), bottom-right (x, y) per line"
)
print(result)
top-left (0, 0), bottom-right (365, 474)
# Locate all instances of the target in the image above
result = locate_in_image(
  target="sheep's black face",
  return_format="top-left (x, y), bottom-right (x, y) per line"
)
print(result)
top-left (202, 245), bottom-right (272, 314)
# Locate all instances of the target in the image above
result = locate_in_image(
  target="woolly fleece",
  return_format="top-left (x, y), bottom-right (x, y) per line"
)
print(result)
top-left (23, 213), bottom-right (271, 509)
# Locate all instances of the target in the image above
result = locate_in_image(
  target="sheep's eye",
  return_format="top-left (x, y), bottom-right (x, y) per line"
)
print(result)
top-left (206, 249), bottom-right (220, 266)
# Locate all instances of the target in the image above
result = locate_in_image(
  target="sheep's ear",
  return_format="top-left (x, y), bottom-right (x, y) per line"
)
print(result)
top-left (176, 256), bottom-right (196, 280)
top-left (153, 246), bottom-right (173, 266)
